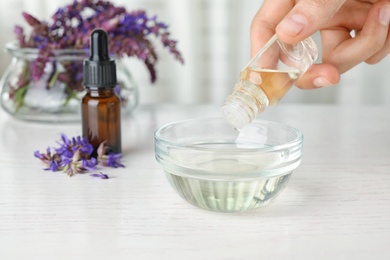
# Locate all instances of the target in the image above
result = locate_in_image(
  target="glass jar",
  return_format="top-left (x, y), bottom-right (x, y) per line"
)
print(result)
top-left (0, 41), bottom-right (139, 123)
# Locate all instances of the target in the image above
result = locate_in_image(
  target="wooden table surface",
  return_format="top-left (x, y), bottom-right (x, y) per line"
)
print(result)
top-left (1, 104), bottom-right (389, 260)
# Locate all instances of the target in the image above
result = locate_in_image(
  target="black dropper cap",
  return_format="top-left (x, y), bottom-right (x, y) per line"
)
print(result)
top-left (83, 29), bottom-right (117, 89)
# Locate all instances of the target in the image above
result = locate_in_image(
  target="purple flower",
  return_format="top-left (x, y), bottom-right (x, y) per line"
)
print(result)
top-left (14, 26), bottom-right (25, 47)
top-left (56, 133), bottom-right (93, 158)
top-left (22, 12), bottom-right (42, 27)
top-left (103, 153), bottom-right (125, 168)
top-left (14, 0), bottom-right (184, 83)
top-left (61, 149), bottom-right (97, 176)
top-left (114, 85), bottom-right (121, 96)
top-left (82, 157), bottom-right (98, 171)
top-left (97, 142), bottom-right (125, 168)
top-left (90, 172), bottom-right (109, 179)
top-left (33, 147), bottom-right (62, 172)
top-left (34, 133), bottom-right (124, 177)
top-left (31, 48), bottom-right (53, 81)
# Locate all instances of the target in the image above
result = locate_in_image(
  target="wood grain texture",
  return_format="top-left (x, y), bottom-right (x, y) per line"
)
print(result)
top-left (1, 104), bottom-right (390, 260)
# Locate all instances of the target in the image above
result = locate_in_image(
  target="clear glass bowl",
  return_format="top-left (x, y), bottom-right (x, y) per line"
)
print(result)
top-left (154, 118), bottom-right (303, 213)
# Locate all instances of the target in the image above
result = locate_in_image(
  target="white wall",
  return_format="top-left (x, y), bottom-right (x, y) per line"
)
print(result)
top-left (1, 0), bottom-right (389, 105)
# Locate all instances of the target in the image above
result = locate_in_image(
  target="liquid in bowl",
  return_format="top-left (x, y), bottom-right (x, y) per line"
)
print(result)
top-left (154, 118), bottom-right (303, 212)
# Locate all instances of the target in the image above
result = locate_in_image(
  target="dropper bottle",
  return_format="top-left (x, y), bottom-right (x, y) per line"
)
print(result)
top-left (82, 29), bottom-right (121, 156)
top-left (221, 35), bottom-right (318, 130)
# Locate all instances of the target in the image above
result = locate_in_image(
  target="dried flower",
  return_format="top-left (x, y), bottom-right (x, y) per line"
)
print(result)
top-left (34, 133), bottom-right (124, 177)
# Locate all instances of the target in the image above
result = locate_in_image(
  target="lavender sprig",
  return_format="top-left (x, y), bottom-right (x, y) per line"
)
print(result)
top-left (34, 133), bottom-right (124, 177)
top-left (15, 0), bottom-right (184, 83)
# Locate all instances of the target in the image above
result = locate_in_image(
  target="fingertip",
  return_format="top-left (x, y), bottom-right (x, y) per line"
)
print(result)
top-left (276, 13), bottom-right (307, 42)
top-left (275, 0), bottom-right (345, 44)
top-left (378, 3), bottom-right (390, 27)
top-left (295, 64), bottom-right (340, 89)
top-left (313, 76), bottom-right (334, 88)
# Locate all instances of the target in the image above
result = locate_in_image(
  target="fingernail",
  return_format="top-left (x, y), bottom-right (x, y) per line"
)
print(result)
top-left (313, 76), bottom-right (332, 87)
top-left (277, 14), bottom-right (307, 36)
top-left (379, 5), bottom-right (390, 26)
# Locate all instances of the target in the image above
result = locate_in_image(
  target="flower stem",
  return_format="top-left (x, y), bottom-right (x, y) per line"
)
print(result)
top-left (13, 85), bottom-right (29, 111)
top-left (63, 85), bottom-right (79, 107)
top-left (48, 70), bottom-right (60, 88)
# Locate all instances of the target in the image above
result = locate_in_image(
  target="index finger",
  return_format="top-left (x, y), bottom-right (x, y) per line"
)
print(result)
top-left (275, 0), bottom-right (346, 44)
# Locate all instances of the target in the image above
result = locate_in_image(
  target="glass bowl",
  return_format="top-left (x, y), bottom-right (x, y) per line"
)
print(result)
top-left (154, 118), bottom-right (303, 213)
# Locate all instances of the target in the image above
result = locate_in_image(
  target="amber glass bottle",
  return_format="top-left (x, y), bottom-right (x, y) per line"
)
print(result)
top-left (82, 29), bottom-right (121, 156)
top-left (82, 88), bottom-right (121, 155)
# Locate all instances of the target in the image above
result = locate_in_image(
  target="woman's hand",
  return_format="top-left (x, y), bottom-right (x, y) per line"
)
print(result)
top-left (251, 0), bottom-right (390, 88)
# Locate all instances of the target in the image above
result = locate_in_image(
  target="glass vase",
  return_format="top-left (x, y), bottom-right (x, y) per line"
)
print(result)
top-left (0, 41), bottom-right (139, 123)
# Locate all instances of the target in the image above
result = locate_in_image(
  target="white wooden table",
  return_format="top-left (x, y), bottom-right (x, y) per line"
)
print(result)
top-left (1, 104), bottom-right (389, 260)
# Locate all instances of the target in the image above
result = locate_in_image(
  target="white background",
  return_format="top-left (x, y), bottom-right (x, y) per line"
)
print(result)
top-left (1, 0), bottom-right (389, 106)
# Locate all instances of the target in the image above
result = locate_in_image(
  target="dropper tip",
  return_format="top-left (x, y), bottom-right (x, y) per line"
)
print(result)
top-left (90, 28), bottom-right (110, 61)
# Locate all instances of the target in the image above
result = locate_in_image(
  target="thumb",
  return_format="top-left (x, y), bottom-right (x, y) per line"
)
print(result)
top-left (276, 0), bottom-right (346, 43)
